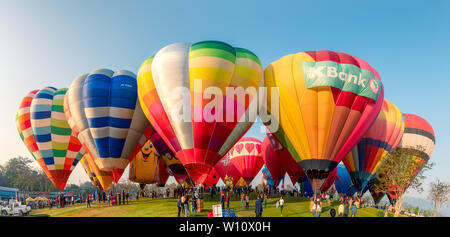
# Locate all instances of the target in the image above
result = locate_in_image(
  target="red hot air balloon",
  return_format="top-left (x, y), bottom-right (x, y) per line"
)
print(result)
top-left (262, 136), bottom-right (287, 186)
top-left (214, 153), bottom-right (242, 186)
top-left (203, 167), bottom-right (220, 188)
top-left (266, 132), bottom-right (305, 184)
top-left (228, 137), bottom-right (264, 185)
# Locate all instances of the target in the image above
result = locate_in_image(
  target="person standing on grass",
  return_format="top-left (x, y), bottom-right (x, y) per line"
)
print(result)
top-left (191, 194), bottom-right (197, 217)
top-left (245, 194), bottom-right (250, 209)
top-left (177, 195), bottom-right (182, 217)
top-left (279, 196), bottom-right (285, 216)
top-left (185, 194), bottom-right (190, 213)
top-left (226, 192), bottom-right (230, 210)
top-left (240, 192), bottom-right (245, 208)
top-left (254, 195), bottom-right (263, 217)
top-left (220, 190), bottom-right (225, 209)
top-left (312, 201), bottom-right (317, 217)
top-left (316, 201), bottom-right (322, 217)
top-left (344, 201), bottom-right (350, 217)
top-left (351, 203), bottom-right (358, 217)
top-left (338, 201), bottom-right (344, 217)
top-left (86, 194), bottom-right (91, 208)
top-left (264, 194), bottom-right (267, 208)
top-left (182, 194), bottom-right (189, 217)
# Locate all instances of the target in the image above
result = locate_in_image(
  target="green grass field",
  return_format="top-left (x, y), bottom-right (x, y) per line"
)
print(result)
top-left (30, 193), bottom-right (386, 217)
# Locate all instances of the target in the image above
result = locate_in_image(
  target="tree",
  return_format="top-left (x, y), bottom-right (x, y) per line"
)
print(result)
top-left (0, 156), bottom-right (59, 192)
top-left (429, 179), bottom-right (450, 217)
top-left (371, 145), bottom-right (433, 217)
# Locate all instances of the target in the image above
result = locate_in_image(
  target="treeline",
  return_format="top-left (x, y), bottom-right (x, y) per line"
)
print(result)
top-left (0, 156), bottom-right (59, 192)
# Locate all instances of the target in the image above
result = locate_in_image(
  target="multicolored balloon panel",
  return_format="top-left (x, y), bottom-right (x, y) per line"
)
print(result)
top-left (16, 87), bottom-right (83, 190)
top-left (137, 41), bottom-right (262, 183)
top-left (148, 127), bottom-right (188, 180)
top-left (343, 99), bottom-right (405, 193)
top-left (228, 137), bottom-right (264, 184)
top-left (80, 155), bottom-right (101, 189)
top-left (64, 69), bottom-right (151, 183)
top-left (263, 50), bottom-right (384, 192)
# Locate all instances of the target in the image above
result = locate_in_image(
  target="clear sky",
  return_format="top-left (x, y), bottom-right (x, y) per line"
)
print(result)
top-left (1, 0), bottom-right (449, 198)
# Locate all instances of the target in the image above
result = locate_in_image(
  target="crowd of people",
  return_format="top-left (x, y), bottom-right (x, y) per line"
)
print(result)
top-left (176, 188), bottom-right (200, 217)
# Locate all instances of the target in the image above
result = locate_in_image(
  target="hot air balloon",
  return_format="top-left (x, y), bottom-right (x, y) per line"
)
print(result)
top-left (214, 153), bottom-right (241, 186)
top-left (262, 136), bottom-right (286, 186)
top-left (16, 88), bottom-right (84, 190)
top-left (203, 167), bottom-right (220, 188)
top-left (332, 164), bottom-right (357, 197)
top-left (369, 179), bottom-right (385, 204)
top-left (149, 129), bottom-right (188, 184)
top-left (128, 140), bottom-right (170, 186)
top-left (64, 69), bottom-right (151, 183)
top-left (80, 155), bottom-right (102, 190)
top-left (261, 165), bottom-right (275, 188)
top-left (137, 41), bottom-right (263, 183)
top-left (374, 113), bottom-right (435, 204)
top-left (228, 137), bottom-right (264, 185)
top-left (263, 50), bottom-right (384, 193)
top-left (342, 99), bottom-right (404, 194)
top-left (263, 133), bottom-right (305, 184)
top-left (398, 113), bottom-right (435, 176)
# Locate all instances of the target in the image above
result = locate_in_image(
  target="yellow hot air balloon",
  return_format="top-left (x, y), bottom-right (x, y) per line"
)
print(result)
top-left (129, 140), bottom-right (169, 186)
top-left (263, 50), bottom-right (384, 193)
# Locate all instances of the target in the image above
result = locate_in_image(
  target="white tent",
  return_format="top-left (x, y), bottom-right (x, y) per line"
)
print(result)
top-left (215, 178), bottom-right (226, 189)
top-left (277, 172), bottom-right (295, 191)
top-left (249, 165), bottom-right (266, 187)
top-left (164, 176), bottom-right (178, 187)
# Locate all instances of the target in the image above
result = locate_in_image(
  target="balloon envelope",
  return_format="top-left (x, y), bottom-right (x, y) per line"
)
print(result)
top-left (203, 167), bottom-right (220, 188)
top-left (262, 136), bottom-right (287, 186)
top-left (263, 50), bottom-right (384, 192)
top-left (149, 129), bottom-right (188, 182)
top-left (398, 113), bottom-right (435, 176)
top-left (343, 99), bottom-right (405, 193)
top-left (137, 41), bottom-right (263, 183)
top-left (228, 137), bottom-right (264, 185)
top-left (129, 140), bottom-right (170, 185)
top-left (17, 88), bottom-right (84, 190)
top-left (214, 153), bottom-right (241, 186)
top-left (263, 133), bottom-right (305, 185)
top-left (333, 164), bottom-right (357, 196)
top-left (64, 69), bottom-right (151, 183)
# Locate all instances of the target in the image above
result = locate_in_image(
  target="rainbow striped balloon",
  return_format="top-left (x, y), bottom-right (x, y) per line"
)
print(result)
top-left (137, 41), bottom-right (263, 183)
top-left (16, 87), bottom-right (83, 190)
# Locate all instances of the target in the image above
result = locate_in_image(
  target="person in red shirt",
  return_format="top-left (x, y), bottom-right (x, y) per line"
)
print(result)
top-left (226, 192), bottom-right (230, 210)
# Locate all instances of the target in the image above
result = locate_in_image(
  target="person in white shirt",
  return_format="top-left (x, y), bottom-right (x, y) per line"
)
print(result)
top-left (279, 196), bottom-right (285, 216)
top-left (338, 202), bottom-right (344, 217)
top-left (316, 202), bottom-right (322, 217)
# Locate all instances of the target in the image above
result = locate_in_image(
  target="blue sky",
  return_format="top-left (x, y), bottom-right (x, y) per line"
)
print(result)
top-left (0, 0), bottom-right (449, 198)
